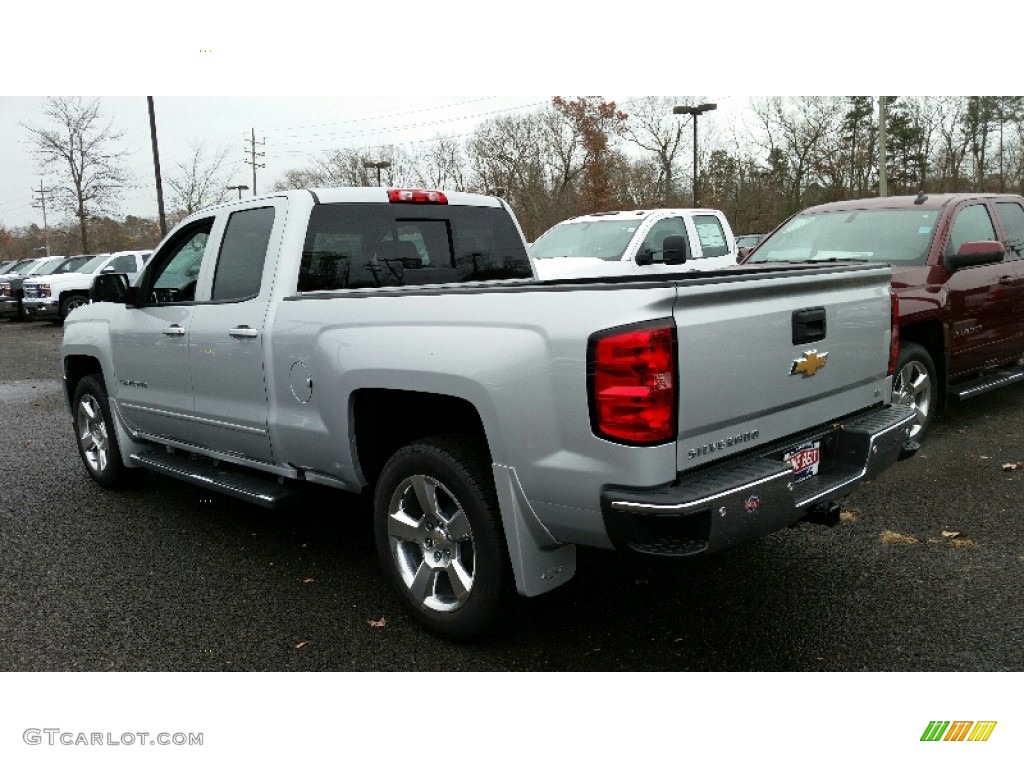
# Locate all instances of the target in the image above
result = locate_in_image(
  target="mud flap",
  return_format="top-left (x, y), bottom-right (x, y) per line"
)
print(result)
top-left (492, 464), bottom-right (576, 597)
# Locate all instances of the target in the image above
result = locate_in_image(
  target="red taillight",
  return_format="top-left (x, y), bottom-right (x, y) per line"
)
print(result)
top-left (589, 321), bottom-right (676, 445)
top-left (888, 289), bottom-right (900, 375)
top-left (387, 189), bottom-right (448, 204)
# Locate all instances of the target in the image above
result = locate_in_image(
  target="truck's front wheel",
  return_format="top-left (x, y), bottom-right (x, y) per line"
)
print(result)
top-left (892, 341), bottom-right (937, 441)
top-left (59, 293), bottom-right (89, 322)
top-left (373, 436), bottom-right (510, 641)
top-left (72, 375), bottom-right (144, 489)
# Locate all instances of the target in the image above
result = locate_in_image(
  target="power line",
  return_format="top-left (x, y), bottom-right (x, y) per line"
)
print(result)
top-left (257, 96), bottom-right (505, 138)
top-left (266, 101), bottom-right (549, 150)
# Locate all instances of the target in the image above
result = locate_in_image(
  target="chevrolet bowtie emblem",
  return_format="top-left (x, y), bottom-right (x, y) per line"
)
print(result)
top-left (791, 350), bottom-right (828, 376)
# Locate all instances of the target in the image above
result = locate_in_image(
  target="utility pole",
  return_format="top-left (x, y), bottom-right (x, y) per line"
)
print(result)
top-left (31, 180), bottom-right (52, 257)
top-left (148, 97), bottom-right (168, 236)
top-left (878, 96), bottom-right (889, 198)
top-left (244, 128), bottom-right (265, 195)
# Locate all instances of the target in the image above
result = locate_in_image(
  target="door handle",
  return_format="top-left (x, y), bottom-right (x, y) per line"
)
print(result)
top-left (999, 275), bottom-right (1017, 286)
top-left (228, 326), bottom-right (259, 338)
top-left (163, 324), bottom-right (185, 336)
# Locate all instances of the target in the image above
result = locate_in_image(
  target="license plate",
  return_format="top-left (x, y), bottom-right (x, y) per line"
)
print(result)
top-left (784, 441), bottom-right (821, 483)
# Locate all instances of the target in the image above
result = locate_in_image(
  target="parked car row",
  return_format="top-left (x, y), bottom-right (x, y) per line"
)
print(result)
top-left (0, 250), bottom-right (151, 323)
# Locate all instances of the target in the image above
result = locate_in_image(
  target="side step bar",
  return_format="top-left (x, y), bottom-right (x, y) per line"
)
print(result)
top-left (131, 450), bottom-right (301, 509)
top-left (950, 363), bottom-right (1024, 401)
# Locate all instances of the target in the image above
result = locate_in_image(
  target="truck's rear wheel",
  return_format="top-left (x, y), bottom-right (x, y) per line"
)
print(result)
top-left (72, 375), bottom-right (143, 488)
top-left (892, 341), bottom-right (937, 441)
top-left (373, 435), bottom-right (509, 641)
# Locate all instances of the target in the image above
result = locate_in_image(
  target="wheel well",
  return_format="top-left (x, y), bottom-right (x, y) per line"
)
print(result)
top-left (63, 355), bottom-right (103, 407)
top-left (352, 389), bottom-right (489, 487)
top-left (900, 322), bottom-right (946, 401)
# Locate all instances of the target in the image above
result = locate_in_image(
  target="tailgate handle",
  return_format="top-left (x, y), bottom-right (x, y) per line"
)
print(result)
top-left (793, 307), bottom-right (826, 344)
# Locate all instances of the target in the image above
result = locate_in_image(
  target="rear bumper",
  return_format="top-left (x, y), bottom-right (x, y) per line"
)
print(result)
top-left (601, 404), bottom-right (918, 557)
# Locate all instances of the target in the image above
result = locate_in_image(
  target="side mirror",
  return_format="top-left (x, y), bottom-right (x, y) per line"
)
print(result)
top-left (662, 234), bottom-right (688, 265)
top-left (90, 272), bottom-right (131, 303)
top-left (737, 246), bottom-right (753, 263)
top-left (945, 240), bottom-right (1005, 270)
top-left (635, 246), bottom-right (654, 266)
top-left (101, 265), bottom-right (116, 273)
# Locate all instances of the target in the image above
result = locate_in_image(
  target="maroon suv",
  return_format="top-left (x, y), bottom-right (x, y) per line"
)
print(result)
top-left (743, 193), bottom-right (1024, 439)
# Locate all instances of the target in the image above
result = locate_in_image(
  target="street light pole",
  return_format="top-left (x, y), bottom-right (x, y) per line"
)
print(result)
top-left (227, 184), bottom-right (249, 200)
top-left (363, 159), bottom-right (392, 186)
top-left (672, 103), bottom-right (717, 207)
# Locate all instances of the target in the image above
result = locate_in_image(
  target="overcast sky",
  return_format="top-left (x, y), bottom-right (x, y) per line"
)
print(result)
top-left (1, 3), bottom-right (988, 233)
top-left (0, 95), bottom-right (564, 228)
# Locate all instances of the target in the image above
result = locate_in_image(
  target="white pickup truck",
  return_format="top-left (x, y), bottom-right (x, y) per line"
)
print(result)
top-left (529, 208), bottom-right (737, 280)
top-left (23, 250), bottom-right (151, 323)
top-left (62, 187), bottom-right (917, 639)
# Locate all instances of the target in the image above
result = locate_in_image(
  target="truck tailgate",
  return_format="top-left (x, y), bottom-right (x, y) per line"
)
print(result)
top-left (672, 263), bottom-right (892, 473)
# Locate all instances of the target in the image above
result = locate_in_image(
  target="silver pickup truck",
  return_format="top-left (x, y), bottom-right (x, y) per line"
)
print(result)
top-left (62, 187), bottom-right (918, 639)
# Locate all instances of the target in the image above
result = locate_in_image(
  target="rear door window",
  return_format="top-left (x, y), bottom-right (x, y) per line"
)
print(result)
top-left (299, 202), bottom-right (531, 291)
top-left (212, 207), bottom-right (276, 301)
top-left (692, 215), bottom-right (730, 258)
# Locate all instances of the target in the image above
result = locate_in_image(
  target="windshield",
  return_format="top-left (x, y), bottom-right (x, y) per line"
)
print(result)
top-left (76, 255), bottom-right (109, 274)
top-left (11, 259), bottom-right (43, 275)
top-left (529, 219), bottom-right (638, 261)
top-left (749, 208), bottom-right (940, 265)
top-left (35, 257), bottom-right (80, 276)
top-left (53, 256), bottom-right (91, 274)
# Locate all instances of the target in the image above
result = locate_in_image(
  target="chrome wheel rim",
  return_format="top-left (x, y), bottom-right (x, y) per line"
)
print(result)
top-left (77, 394), bottom-right (109, 473)
top-left (893, 359), bottom-right (931, 438)
top-left (386, 474), bottom-right (475, 613)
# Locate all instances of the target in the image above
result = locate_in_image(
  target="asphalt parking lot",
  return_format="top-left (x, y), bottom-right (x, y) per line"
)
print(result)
top-left (1, 318), bottom-right (1022, 671)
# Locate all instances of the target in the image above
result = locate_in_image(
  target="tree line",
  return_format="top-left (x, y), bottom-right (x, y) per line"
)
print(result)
top-left (3, 95), bottom-right (1023, 260)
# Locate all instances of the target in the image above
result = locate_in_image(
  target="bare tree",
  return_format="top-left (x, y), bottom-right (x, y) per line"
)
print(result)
top-left (166, 141), bottom-right (232, 219)
top-left (621, 96), bottom-right (692, 203)
top-left (22, 97), bottom-right (130, 253)
top-left (415, 134), bottom-right (467, 191)
top-left (931, 97), bottom-right (970, 191)
top-left (752, 96), bottom-right (844, 212)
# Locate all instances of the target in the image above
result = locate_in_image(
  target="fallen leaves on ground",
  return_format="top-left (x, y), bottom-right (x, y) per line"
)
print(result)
top-left (294, 641), bottom-right (308, 650)
top-left (302, 578), bottom-right (315, 584)
top-left (367, 617), bottom-right (386, 628)
top-left (880, 530), bottom-right (919, 545)
top-left (1002, 461), bottom-right (1023, 471)
top-left (839, 508), bottom-right (859, 522)
top-left (949, 538), bottom-right (976, 548)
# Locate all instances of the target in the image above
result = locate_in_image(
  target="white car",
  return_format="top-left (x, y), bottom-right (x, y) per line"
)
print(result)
top-left (529, 208), bottom-right (739, 280)
top-left (23, 250), bottom-right (152, 322)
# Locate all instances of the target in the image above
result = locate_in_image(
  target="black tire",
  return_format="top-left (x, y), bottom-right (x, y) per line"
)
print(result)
top-left (891, 341), bottom-right (938, 441)
top-left (373, 435), bottom-right (510, 641)
top-left (71, 374), bottom-right (144, 489)
top-left (59, 293), bottom-right (89, 321)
